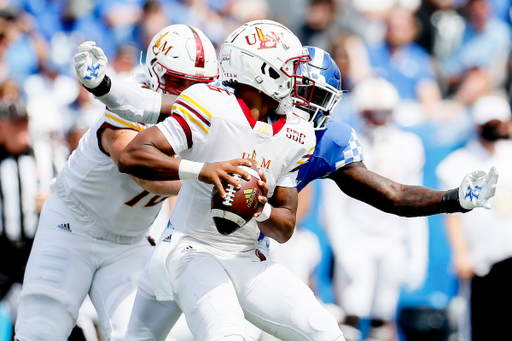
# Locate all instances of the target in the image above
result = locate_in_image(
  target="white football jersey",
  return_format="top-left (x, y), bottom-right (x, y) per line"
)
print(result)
top-left (54, 73), bottom-right (167, 239)
top-left (158, 83), bottom-right (316, 252)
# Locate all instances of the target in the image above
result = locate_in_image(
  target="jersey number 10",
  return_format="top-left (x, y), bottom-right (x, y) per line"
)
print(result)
top-left (124, 190), bottom-right (168, 208)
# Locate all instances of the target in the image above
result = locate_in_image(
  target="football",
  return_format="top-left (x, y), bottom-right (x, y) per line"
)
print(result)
top-left (211, 159), bottom-right (262, 235)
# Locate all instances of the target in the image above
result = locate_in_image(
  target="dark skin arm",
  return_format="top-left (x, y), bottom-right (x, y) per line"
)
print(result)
top-left (118, 125), bottom-right (253, 198)
top-left (331, 161), bottom-right (458, 217)
top-left (257, 186), bottom-right (298, 243)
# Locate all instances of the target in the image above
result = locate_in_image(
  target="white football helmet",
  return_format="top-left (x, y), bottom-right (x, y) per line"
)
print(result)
top-left (144, 24), bottom-right (218, 95)
top-left (219, 20), bottom-right (311, 113)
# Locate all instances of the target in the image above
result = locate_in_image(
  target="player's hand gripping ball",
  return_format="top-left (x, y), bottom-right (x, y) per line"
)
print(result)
top-left (211, 159), bottom-right (262, 235)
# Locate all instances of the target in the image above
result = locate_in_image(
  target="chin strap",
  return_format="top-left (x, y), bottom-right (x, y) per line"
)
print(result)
top-left (275, 96), bottom-right (293, 115)
top-left (293, 106), bottom-right (310, 120)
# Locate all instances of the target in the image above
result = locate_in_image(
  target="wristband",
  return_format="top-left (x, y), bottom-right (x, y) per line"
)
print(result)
top-left (442, 188), bottom-right (471, 213)
top-left (255, 203), bottom-right (272, 222)
top-left (83, 75), bottom-right (111, 97)
top-left (178, 160), bottom-right (204, 180)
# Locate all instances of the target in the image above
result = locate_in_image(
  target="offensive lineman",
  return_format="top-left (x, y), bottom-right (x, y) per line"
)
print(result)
top-left (14, 25), bottom-right (219, 341)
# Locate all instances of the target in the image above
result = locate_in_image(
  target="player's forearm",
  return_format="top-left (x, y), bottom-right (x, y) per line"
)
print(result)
top-left (380, 184), bottom-right (458, 217)
top-left (118, 126), bottom-right (181, 180)
top-left (331, 162), bottom-right (467, 217)
top-left (119, 144), bottom-right (181, 180)
top-left (256, 206), bottom-right (295, 243)
top-left (257, 187), bottom-right (298, 243)
top-left (86, 75), bottom-right (172, 124)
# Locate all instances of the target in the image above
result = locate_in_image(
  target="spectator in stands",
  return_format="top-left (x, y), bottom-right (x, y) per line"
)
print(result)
top-left (96, 0), bottom-right (145, 51)
top-left (321, 78), bottom-right (429, 341)
top-left (23, 55), bottom-right (80, 138)
top-left (436, 94), bottom-right (512, 341)
top-left (0, 96), bottom-right (57, 339)
top-left (105, 45), bottom-right (139, 81)
top-left (0, 6), bottom-right (46, 86)
top-left (439, 0), bottom-right (511, 104)
top-left (131, 0), bottom-right (170, 59)
top-left (365, 7), bottom-right (443, 117)
top-left (227, 0), bottom-right (270, 36)
top-left (329, 33), bottom-right (371, 129)
top-left (343, 0), bottom-right (421, 44)
top-left (297, 0), bottom-right (338, 52)
top-left (415, 0), bottom-right (466, 60)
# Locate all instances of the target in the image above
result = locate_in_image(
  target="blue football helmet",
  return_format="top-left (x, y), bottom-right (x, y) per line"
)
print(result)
top-left (294, 46), bottom-right (344, 130)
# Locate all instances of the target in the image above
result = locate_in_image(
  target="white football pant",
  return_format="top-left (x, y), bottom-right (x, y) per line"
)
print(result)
top-left (126, 235), bottom-right (345, 341)
top-left (15, 194), bottom-right (153, 341)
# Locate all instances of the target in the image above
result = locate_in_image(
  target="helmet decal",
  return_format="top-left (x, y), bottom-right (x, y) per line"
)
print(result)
top-left (152, 32), bottom-right (173, 56)
top-left (189, 26), bottom-right (205, 68)
top-left (245, 27), bottom-right (282, 50)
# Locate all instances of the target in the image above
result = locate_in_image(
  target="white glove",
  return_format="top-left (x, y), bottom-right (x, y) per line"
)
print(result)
top-left (74, 41), bottom-right (108, 89)
top-left (458, 166), bottom-right (498, 210)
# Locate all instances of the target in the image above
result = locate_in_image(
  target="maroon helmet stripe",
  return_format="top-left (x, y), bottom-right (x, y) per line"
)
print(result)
top-left (188, 26), bottom-right (205, 68)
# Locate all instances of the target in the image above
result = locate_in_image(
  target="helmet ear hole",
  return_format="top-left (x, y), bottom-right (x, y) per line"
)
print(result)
top-left (268, 68), bottom-right (280, 80)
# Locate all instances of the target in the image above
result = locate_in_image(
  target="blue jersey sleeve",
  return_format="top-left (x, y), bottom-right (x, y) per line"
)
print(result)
top-left (297, 120), bottom-right (364, 192)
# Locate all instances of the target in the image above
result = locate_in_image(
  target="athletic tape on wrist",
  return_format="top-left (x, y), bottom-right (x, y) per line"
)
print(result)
top-left (442, 187), bottom-right (471, 213)
top-left (83, 75), bottom-right (111, 97)
top-left (178, 160), bottom-right (204, 180)
top-left (255, 203), bottom-right (272, 222)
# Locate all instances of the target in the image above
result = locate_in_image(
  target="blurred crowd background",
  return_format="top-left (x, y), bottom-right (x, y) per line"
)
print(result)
top-left (1, 0), bottom-right (512, 340)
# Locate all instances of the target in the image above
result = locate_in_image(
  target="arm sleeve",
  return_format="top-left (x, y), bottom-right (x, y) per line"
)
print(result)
top-left (96, 77), bottom-right (165, 124)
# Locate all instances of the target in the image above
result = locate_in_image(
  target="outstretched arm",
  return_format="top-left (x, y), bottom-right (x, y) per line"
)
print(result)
top-left (75, 41), bottom-right (175, 124)
top-left (330, 162), bottom-right (497, 216)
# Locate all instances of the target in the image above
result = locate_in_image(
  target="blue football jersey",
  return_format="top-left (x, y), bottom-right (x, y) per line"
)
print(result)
top-left (296, 119), bottom-right (364, 192)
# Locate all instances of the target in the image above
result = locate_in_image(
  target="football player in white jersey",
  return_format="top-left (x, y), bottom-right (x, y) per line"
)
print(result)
top-left (113, 19), bottom-right (347, 341)
top-left (14, 25), bottom-right (219, 341)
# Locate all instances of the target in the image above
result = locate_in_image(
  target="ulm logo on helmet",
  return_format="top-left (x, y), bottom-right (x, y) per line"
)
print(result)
top-left (152, 32), bottom-right (173, 56)
top-left (245, 27), bottom-right (282, 50)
